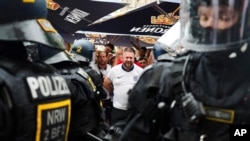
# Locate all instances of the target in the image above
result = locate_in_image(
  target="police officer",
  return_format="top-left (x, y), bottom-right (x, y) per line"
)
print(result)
top-left (71, 39), bottom-right (108, 101)
top-left (0, 0), bottom-right (72, 141)
top-left (71, 39), bottom-right (109, 132)
top-left (30, 37), bottom-right (106, 140)
top-left (120, 0), bottom-right (250, 141)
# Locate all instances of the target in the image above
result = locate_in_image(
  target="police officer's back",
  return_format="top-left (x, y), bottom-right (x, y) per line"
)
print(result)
top-left (71, 39), bottom-right (109, 134)
top-left (0, 1), bottom-right (72, 141)
top-left (71, 39), bottom-right (108, 102)
top-left (34, 39), bottom-right (105, 140)
top-left (120, 0), bottom-right (250, 141)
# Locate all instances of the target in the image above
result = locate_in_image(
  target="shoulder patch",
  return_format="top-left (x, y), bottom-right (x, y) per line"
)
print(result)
top-left (26, 75), bottom-right (71, 100)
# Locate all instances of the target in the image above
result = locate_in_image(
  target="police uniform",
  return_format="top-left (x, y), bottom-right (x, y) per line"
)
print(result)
top-left (70, 39), bottom-right (109, 137)
top-left (52, 64), bottom-right (104, 141)
top-left (0, 0), bottom-right (72, 141)
top-left (120, 49), bottom-right (250, 141)
top-left (119, 0), bottom-right (250, 141)
top-left (71, 40), bottom-right (108, 100)
top-left (0, 58), bottom-right (71, 141)
top-left (39, 48), bottom-right (105, 140)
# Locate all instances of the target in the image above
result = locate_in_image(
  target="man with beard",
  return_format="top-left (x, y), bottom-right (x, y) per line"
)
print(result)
top-left (103, 47), bottom-right (143, 126)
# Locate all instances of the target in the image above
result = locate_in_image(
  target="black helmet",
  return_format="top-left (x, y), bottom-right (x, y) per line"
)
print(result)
top-left (24, 33), bottom-right (78, 65)
top-left (0, 0), bottom-right (65, 50)
top-left (180, 0), bottom-right (250, 52)
top-left (38, 45), bottom-right (78, 65)
top-left (71, 39), bottom-right (95, 62)
top-left (153, 21), bottom-right (180, 59)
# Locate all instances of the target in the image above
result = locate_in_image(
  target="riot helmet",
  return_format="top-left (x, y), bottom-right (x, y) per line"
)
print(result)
top-left (71, 39), bottom-right (95, 63)
top-left (24, 33), bottom-right (78, 65)
top-left (180, 0), bottom-right (250, 52)
top-left (0, 0), bottom-right (65, 50)
top-left (38, 45), bottom-right (78, 65)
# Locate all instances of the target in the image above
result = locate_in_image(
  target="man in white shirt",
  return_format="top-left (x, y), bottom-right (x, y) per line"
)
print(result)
top-left (103, 47), bottom-right (143, 125)
top-left (91, 50), bottom-right (113, 124)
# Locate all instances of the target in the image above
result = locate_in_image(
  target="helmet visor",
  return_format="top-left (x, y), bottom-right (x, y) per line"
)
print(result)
top-left (0, 19), bottom-right (65, 50)
top-left (180, 0), bottom-right (250, 52)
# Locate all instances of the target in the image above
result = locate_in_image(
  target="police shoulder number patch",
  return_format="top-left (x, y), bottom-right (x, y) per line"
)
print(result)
top-left (36, 99), bottom-right (71, 141)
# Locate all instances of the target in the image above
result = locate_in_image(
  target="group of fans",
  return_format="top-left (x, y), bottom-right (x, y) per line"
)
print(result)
top-left (1, 0), bottom-right (250, 141)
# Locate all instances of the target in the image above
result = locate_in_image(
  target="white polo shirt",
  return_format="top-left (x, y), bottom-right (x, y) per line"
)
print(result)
top-left (90, 62), bottom-right (112, 77)
top-left (107, 64), bottom-right (143, 110)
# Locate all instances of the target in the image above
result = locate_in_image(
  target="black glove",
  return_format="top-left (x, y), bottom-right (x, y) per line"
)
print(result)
top-left (181, 93), bottom-right (205, 123)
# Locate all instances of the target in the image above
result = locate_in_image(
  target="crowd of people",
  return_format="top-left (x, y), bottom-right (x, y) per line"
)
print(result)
top-left (1, 0), bottom-right (250, 141)
top-left (88, 42), bottom-right (155, 126)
